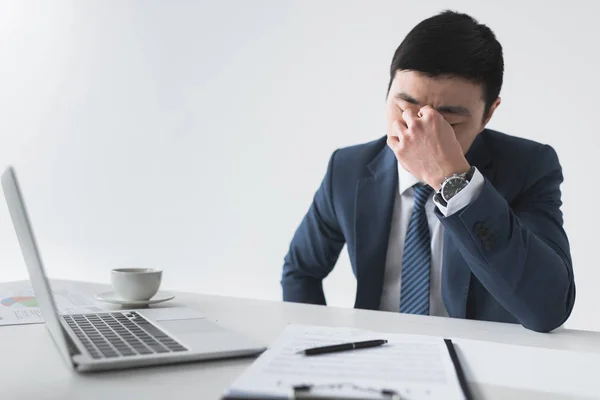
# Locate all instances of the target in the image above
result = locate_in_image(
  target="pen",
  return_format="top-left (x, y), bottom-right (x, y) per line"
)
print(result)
top-left (298, 339), bottom-right (388, 356)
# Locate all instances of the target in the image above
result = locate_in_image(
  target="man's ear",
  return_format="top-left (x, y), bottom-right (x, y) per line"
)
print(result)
top-left (481, 97), bottom-right (501, 130)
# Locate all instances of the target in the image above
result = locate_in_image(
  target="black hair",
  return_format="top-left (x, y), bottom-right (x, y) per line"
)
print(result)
top-left (388, 10), bottom-right (504, 119)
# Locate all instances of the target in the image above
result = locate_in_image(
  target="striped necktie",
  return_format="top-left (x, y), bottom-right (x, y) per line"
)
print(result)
top-left (399, 183), bottom-right (434, 315)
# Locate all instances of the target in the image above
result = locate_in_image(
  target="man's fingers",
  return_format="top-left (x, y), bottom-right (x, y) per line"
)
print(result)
top-left (386, 134), bottom-right (402, 154)
top-left (387, 120), bottom-right (407, 156)
top-left (419, 105), bottom-right (441, 121)
top-left (387, 133), bottom-right (400, 145)
top-left (418, 105), bottom-right (432, 117)
top-left (389, 119), bottom-right (406, 137)
top-left (402, 108), bottom-right (418, 128)
top-left (387, 121), bottom-right (401, 143)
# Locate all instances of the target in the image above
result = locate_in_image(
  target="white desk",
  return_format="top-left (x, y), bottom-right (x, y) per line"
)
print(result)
top-left (1, 280), bottom-right (599, 400)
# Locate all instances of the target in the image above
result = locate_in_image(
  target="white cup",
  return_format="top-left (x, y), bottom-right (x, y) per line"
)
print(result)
top-left (111, 268), bottom-right (162, 301)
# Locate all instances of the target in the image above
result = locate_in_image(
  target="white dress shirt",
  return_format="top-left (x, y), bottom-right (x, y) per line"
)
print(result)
top-left (379, 164), bottom-right (485, 316)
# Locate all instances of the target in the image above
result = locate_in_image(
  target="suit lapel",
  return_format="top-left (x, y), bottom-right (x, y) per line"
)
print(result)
top-left (354, 145), bottom-right (397, 310)
top-left (442, 131), bottom-right (494, 318)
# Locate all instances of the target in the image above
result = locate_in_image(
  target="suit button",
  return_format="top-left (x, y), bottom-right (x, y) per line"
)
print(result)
top-left (474, 222), bottom-right (485, 235)
top-left (481, 236), bottom-right (494, 251)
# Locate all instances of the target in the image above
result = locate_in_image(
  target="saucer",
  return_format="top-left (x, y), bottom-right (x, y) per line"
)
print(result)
top-left (95, 291), bottom-right (175, 307)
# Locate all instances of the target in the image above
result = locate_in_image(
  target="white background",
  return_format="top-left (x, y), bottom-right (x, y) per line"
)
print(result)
top-left (0, 0), bottom-right (598, 331)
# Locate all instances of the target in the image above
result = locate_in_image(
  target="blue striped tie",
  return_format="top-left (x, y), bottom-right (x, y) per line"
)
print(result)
top-left (399, 184), bottom-right (434, 315)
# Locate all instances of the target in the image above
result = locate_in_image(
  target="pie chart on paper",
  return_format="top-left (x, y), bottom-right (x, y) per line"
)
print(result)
top-left (0, 296), bottom-right (39, 308)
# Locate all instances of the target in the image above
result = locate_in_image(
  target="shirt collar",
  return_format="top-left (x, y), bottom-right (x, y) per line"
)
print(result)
top-left (397, 162), bottom-right (421, 195)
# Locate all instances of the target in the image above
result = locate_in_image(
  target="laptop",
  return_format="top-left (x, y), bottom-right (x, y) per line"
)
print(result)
top-left (1, 166), bottom-right (266, 372)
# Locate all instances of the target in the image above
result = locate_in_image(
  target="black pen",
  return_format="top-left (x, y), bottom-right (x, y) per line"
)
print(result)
top-left (298, 339), bottom-right (388, 356)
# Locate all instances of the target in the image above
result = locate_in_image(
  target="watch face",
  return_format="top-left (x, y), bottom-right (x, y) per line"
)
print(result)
top-left (442, 177), bottom-right (468, 201)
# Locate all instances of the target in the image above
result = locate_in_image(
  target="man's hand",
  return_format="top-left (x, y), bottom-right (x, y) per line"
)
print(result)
top-left (387, 105), bottom-right (471, 190)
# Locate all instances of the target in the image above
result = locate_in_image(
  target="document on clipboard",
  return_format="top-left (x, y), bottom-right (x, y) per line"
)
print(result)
top-left (222, 324), bottom-right (469, 400)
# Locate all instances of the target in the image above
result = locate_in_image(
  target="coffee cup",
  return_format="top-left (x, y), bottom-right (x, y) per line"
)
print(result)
top-left (111, 268), bottom-right (162, 301)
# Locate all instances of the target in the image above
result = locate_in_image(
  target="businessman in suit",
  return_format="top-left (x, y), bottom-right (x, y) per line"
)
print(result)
top-left (281, 11), bottom-right (575, 332)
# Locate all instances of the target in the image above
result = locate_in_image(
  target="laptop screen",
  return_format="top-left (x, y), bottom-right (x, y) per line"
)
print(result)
top-left (1, 167), bottom-right (73, 366)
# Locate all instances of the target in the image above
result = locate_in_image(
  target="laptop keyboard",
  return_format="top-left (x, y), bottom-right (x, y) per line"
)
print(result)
top-left (62, 312), bottom-right (188, 359)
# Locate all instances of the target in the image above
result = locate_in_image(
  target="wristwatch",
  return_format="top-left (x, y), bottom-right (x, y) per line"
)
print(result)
top-left (434, 166), bottom-right (476, 207)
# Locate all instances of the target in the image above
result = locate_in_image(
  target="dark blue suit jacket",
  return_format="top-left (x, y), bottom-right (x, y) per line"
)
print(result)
top-left (281, 129), bottom-right (575, 332)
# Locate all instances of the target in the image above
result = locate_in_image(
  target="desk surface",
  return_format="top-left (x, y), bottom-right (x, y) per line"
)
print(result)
top-left (1, 280), bottom-right (599, 400)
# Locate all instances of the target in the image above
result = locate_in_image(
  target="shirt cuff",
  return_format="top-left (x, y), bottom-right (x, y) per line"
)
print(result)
top-left (434, 167), bottom-right (485, 216)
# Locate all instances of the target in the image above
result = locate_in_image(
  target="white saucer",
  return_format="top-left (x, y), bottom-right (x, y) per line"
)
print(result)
top-left (95, 291), bottom-right (175, 307)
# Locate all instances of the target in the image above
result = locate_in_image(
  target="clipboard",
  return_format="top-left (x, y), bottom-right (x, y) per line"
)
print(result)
top-left (222, 341), bottom-right (473, 400)
top-left (222, 325), bottom-right (473, 400)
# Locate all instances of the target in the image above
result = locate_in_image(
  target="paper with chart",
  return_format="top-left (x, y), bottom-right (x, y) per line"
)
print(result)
top-left (0, 281), bottom-right (106, 326)
top-left (226, 324), bottom-right (465, 400)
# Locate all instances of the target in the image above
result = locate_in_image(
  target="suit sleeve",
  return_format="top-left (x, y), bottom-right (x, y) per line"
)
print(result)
top-left (281, 150), bottom-right (346, 305)
top-left (436, 144), bottom-right (575, 332)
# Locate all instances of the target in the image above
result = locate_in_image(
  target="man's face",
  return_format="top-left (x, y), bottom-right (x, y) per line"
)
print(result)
top-left (386, 70), bottom-right (499, 154)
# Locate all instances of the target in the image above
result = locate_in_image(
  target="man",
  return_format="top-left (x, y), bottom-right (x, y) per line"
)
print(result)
top-left (280, 10), bottom-right (575, 333)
